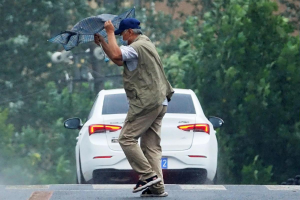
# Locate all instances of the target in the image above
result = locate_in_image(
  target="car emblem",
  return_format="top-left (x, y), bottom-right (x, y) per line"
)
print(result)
top-left (110, 122), bottom-right (124, 124)
top-left (179, 121), bottom-right (189, 123)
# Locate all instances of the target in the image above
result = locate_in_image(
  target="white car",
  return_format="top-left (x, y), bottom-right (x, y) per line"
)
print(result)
top-left (64, 88), bottom-right (224, 184)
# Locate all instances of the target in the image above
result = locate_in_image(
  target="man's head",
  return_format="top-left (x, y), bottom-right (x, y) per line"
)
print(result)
top-left (114, 18), bottom-right (142, 45)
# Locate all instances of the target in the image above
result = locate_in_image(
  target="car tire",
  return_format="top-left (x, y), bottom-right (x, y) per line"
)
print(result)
top-left (191, 172), bottom-right (207, 184)
top-left (195, 176), bottom-right (207, 184)
top-left (213, 172), bottom-right (218, 184)
top-left (78, 154), bottom-right (87, 184)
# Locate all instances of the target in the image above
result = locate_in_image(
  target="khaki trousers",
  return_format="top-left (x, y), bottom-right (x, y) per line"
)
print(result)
top-left (119, 105), bottom-right (167, 194)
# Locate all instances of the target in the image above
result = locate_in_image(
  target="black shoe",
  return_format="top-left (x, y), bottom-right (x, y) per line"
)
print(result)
top-left (140, 188), bottom-right (168, 197)
top-left (132, 175), bottom-right (162, 193)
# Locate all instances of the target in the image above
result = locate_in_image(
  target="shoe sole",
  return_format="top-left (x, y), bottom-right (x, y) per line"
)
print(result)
top-left (132, 178), bottom-right (162, 193)
top-left (140, 191), bottom-right (168, 197)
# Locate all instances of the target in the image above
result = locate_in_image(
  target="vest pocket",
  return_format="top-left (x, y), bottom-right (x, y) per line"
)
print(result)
top-left (138, 64), bottom-right (153, 88)
top-left (125, 87), bottom-right (137, 100)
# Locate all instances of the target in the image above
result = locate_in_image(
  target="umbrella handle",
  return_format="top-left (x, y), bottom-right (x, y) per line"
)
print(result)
top-left (99, 44), bottom-right (109, 62)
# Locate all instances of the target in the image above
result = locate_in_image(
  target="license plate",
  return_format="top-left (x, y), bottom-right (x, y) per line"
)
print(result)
top-left (161, 158), bottom-right (168, 169)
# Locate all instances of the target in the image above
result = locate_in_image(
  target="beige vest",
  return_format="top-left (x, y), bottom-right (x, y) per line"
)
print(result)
top-left (123, 35), bottom-right (174, 122)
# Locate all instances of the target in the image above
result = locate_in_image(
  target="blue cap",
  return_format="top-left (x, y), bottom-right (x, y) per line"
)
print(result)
top-left (114, 18), bottom-right (141, 35)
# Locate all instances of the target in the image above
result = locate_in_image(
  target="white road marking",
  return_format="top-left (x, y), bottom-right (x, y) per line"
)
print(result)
top-left (28, 191), bottom-right (53, 200)
top-left (265, 185), bottom-right (300, 190)
top-left (5, 185), bottom-right (50, 189)
top-left (28, 189), bottom-right (210, 192)
top-left (179, 185), bottom-right (226, 190)
top-left (93, 184), bottom-right (134, 189)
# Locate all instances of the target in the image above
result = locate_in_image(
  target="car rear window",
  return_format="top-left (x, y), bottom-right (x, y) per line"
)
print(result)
top-left (102, 93), bottom-right (129, 114)
top-left (102, 93), bottom-right (195, 114)
top-left (167, 93), bottom-right (196, 114)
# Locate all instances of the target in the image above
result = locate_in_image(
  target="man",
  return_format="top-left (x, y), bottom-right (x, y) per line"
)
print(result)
top-left (94, 18), bottom-right (174, 197)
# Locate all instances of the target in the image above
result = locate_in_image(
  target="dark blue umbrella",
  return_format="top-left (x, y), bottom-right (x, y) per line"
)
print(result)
top-left (48, 8), bottom-right (135, 51)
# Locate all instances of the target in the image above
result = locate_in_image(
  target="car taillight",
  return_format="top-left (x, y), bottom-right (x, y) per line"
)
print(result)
top-left (177, 124), bottom-right (209, 134)
top-left (89, 124), bottom-right (122, 135)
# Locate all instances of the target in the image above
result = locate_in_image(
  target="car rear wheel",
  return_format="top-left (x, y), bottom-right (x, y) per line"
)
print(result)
top-left (78, 154), bottom-right (87, 184)
top-left (163, 169), bottom-right (207, 184)
top-left (93, 169), bottom-right (138, 184)
top-left (193, 174), bottom-right (207, 184)
top-left (213, 172), bottom-right (218, 184)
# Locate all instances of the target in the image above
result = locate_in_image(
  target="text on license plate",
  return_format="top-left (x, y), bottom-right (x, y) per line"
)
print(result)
top-left (161, 158), bottom-right (168, 169)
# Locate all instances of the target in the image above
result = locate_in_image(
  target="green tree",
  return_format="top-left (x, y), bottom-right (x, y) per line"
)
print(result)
top-left (0, 108), bottom-right (15, 184)
top-left (164, 0), bottom-right (300, 184)
top-left (0, 82), bottom-right (94, 184)
top-left (0, 0), bottom-right (91, 129)
top-left (278, 0), bottom-right (300, 32)
top-left (241, 155), bottom-right (274, 184)
top-left (0, 0), bottom-right (183, 184)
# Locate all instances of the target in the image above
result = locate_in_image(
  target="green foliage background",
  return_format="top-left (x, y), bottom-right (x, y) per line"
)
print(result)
top-left (0, 0), bottom-right (299, 185)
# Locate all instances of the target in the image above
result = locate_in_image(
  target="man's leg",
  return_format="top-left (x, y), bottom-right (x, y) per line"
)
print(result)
top-left (118, 105), bottom-right (164, 181)
top-left (140, 105), bottom-right (167, 194)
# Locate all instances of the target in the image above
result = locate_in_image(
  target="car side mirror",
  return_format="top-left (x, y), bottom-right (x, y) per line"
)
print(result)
top-left (208, 116), bottom-right (224, 129)
top-left (64, 117), bottom-right (83, 130)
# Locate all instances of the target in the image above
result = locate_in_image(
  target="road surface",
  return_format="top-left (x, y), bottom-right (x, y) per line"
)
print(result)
top-left (1, 184), bottom-right (299, 200)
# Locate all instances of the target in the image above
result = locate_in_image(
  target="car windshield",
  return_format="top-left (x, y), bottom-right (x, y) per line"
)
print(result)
top-left (102, 93), bottom-right (196, 114)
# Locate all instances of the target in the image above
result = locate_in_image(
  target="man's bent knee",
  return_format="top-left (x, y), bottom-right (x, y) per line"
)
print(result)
top-left (118, 135), bottom-right (137, 147)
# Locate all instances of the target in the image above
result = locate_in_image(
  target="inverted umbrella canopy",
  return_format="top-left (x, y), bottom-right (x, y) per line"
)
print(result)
top-left (48, 8), bottom-right (135, 51)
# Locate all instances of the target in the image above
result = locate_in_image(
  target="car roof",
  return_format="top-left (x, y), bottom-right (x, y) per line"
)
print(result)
top-left (99, 88), bottom-right (194, 95)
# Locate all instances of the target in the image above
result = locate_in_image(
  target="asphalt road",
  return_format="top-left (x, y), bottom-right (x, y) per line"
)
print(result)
top-left (1, 184), bottom-right (299, 200)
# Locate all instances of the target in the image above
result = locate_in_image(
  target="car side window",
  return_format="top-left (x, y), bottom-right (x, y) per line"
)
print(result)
top-left (87, 95), bottom-right (99, 120)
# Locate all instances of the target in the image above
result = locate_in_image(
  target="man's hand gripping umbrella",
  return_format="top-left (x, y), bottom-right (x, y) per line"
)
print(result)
top-left (94, 20), bottom-right (123, 66)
